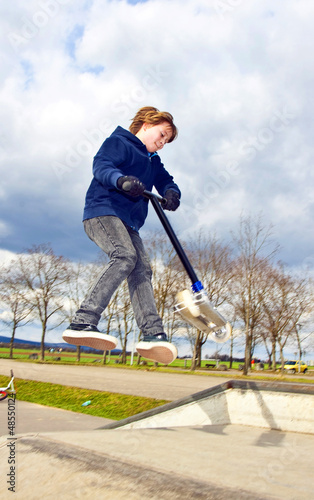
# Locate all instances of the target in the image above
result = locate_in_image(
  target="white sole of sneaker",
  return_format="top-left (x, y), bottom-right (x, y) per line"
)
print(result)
top-left (62, 330), bottom-right (118, 351)
top-left (136, 341), bottom-right (177, 365)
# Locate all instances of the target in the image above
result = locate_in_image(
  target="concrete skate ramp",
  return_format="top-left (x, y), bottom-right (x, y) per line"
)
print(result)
top-left (104, 380), bottom-right (314, 434)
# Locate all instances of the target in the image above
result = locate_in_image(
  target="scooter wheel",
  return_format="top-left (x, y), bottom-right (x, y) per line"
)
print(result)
top-left (210, 322), bottom-right (232, 343)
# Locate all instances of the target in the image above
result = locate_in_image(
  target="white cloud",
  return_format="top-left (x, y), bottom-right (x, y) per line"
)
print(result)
top-left (0, 0), bottom-right (313, 267)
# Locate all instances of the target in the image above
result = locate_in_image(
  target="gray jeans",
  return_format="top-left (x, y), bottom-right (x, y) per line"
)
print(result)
top-left (74, 216), bottom-right (163, 335)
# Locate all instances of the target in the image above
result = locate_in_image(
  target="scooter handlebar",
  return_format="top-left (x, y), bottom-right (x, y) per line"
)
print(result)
top-left (143, 190), bottom-right (167, 205)
top-left (122, 181), bottom-right (167, 205)
top-left (120, 182), bottom-right (166, 205)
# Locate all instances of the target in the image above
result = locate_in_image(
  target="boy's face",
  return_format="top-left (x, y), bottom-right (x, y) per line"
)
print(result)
top-left (137, 121), bottom-right (173, 153)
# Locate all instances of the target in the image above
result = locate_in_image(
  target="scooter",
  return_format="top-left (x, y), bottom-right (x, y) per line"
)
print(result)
top-left (143, 190), bottom-right (232, 343)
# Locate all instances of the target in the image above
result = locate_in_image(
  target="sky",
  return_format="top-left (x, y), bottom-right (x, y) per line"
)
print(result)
top-left (0, 0), bottom-right (313, 356)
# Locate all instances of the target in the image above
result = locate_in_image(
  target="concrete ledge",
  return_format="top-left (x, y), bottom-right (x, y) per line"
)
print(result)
top-left (103, 380), bottom-right (314, 434)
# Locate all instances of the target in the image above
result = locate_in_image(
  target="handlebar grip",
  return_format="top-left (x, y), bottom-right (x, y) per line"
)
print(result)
top-left (122, 180), bottom-right (132, 192)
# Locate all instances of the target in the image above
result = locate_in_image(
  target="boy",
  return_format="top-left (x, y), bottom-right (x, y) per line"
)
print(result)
top-left (63, 106), bottom-right (180, 364)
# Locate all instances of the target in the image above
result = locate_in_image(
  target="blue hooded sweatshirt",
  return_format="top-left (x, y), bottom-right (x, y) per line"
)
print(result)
top-left (83, 126), bottom-right (180, 231)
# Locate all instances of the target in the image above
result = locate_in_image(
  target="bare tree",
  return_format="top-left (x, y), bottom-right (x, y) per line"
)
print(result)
top-left (190, 330), bottom-right (205, 370)
top-left (99, 287), bottom-right (121, 364)
top-left (13, 244), bottom-right (70, 361)
top-left (187, 230), bottom-right (233, 305)
top-left (114, 280), bottom-right (133, 364)
top-left (61, 259), bottom-right (103, 361)
top-left (294, 324), bottom-right (314, 371)
top-left (227, 311), bottom-right (239, 369)
top-left (186, 230), bottom-right (233, 368)
top-left (145, 231), bottom-right (183, 342)
top-left (261, 263), bottom-right (313, 372)
top-left (0, 265), bottom-right (33, 358)
top-left (230, 214), bottom-right (279, 374)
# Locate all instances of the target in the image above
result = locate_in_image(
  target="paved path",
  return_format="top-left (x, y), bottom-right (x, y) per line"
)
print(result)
top-left (0, 400), bottom-right (112, 434)
top-left (0, 358), bottom-right (230, 401)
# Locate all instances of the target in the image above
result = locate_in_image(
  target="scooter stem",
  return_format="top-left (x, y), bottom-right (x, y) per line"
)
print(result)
top-left (143, 190), bottom-right (202, 291)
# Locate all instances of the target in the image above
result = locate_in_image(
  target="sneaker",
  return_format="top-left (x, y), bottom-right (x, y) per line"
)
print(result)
top-left (136, 333), bottom-right (177, 365)
top-left (62, 323), bottom-right (118, 351)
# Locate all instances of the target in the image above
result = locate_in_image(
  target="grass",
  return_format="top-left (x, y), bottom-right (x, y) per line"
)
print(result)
top-left (0, 375), bottom-right (168, 420)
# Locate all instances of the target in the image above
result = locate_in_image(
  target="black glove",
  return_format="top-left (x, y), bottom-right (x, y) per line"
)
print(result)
top-left (163, 190), bottom-right (180, 211)
top-left (117, 176), bottom-right (146, 197)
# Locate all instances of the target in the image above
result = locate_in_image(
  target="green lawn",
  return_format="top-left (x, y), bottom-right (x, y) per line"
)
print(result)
top-left (0, 375), bottom-right (168, 420)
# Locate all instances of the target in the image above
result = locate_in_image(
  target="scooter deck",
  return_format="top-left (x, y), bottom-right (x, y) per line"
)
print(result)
top-left (175, 289), bottom-right (232, 343)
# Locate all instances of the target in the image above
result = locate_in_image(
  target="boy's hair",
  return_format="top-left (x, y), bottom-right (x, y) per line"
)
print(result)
top-left (129, 106), bottom-right (178, 142)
